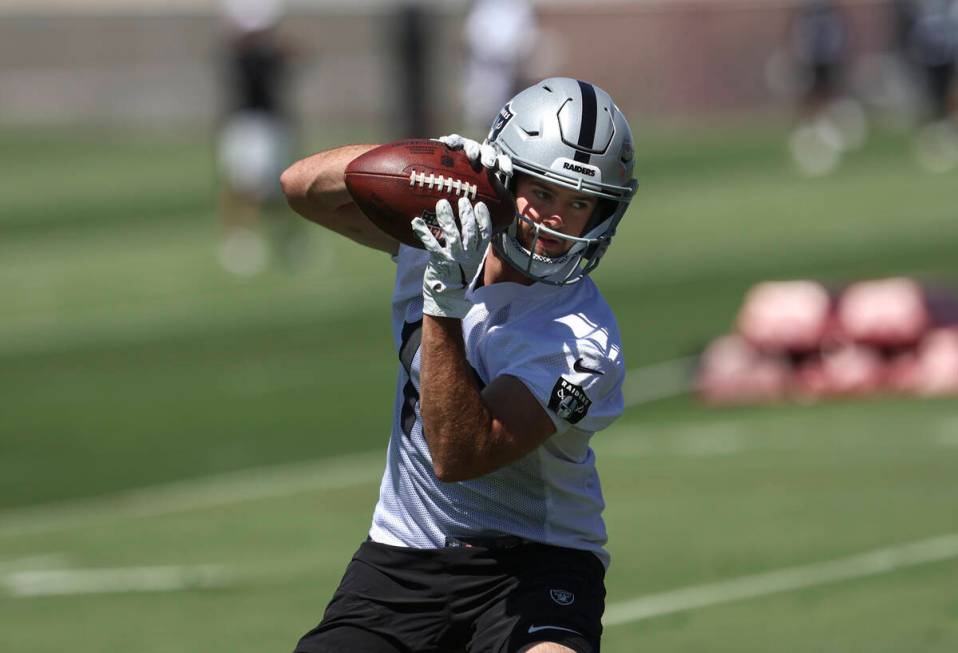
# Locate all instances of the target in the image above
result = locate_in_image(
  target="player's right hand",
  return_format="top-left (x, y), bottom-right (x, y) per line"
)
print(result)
top-left (412, 196), bottom-right (492, 320)
top-left (436, 134), bottom-right (513, 178)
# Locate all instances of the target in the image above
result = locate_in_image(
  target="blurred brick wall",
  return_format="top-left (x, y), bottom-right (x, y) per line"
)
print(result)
top-left (0, 15), bottom-right (217, 123)
top-left (0, 1), bottom-right (895, 128)
top-left (542, 1), bottom-right (893, 118)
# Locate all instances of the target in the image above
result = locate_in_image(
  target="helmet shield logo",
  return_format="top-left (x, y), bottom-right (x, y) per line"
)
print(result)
top-left (488, 104), bottom-right (514, 143)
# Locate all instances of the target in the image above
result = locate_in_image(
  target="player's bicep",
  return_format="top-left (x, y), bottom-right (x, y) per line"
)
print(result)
top-left (482, 374), bottom-right (557, 458)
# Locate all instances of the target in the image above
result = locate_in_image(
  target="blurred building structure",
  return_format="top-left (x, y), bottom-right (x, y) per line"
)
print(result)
top-left (461, 0), bottom-right (539, 137)
top-left (0, 0), bottom-right (946, 131)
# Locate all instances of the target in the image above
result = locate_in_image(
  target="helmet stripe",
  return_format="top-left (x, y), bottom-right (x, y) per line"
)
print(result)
top-left (573, 80), bottom-right (598, 164)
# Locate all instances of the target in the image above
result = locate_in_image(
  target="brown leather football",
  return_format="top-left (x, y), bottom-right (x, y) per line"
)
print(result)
top-left (344, 139), bottom-right (515, 249)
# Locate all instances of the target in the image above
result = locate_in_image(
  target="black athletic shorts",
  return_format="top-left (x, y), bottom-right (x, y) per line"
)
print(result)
top-left (293, 537), bottom-right (606, 653)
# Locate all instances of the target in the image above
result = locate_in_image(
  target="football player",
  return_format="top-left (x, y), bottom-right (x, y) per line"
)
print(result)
top-left (281, 77), bottom-right (637, 653)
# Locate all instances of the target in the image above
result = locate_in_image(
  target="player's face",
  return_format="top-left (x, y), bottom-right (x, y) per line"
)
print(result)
top-left (514, 176), bottom-right (598, 258)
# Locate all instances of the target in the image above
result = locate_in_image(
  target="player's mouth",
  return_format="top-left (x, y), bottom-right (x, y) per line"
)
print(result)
top-left (517, 217), bottom-right (569, 256)
top-left (534, 234), bottom-right (566, 255)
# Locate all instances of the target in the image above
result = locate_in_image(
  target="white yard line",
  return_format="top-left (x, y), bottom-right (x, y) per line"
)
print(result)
top-left (670, 427), bottom-right (747, 456)
top-left (0, 358), bottom-right (688, 539)
top-left (599, 420), bottom-right (748, 459)
top-left (623, 356), bottom-right (696, 406)
top-left (604, 533), bottom-right (958, 626)
top-left (3, 565), bottom-right (229, 598)
top-left (937, 417), bottom-right (958, 447)
top-left (8, 533), bottom-right (957, 606)
top-left (0, 357), bottom-right (947, 540)
top-left (0, 450), bottom-right (384, 539)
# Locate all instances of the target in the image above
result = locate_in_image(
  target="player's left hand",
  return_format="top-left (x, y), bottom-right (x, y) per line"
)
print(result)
top-left (411, 196), bottom-right (492, 319)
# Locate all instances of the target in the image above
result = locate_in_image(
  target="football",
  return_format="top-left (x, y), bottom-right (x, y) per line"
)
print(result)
top-left (344, 139), bottom-right (515, 249)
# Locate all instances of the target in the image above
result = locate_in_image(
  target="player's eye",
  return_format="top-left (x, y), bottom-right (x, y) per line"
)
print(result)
top-left (533, 189), bottom-right (552, 201)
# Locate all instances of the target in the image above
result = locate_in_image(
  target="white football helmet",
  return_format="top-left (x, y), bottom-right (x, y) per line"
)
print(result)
top-left (485, 77), bottom-right (638, 285)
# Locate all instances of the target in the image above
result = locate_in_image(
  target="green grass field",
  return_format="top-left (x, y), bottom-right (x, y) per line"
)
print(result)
top-left (1, 121), bottom-right (956, 652)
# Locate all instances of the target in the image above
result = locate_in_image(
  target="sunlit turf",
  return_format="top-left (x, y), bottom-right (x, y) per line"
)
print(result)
top-left (0, 122), bottom-right (956, 652)
top-left (2, 399), bottom-right (956, 652)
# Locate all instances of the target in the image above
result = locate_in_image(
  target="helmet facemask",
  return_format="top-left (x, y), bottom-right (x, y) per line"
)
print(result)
top-left (494, 182), bottom-right (630, 285)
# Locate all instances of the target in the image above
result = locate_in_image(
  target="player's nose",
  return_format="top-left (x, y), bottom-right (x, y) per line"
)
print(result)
top-left (542, 212), bottom-right (564, 231)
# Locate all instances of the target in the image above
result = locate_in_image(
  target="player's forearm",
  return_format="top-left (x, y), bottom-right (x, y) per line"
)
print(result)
top-left (420, 315), bottom-right (501, 482)
top-left (281, 144), bottom-right (398, 253)
top-left (280, 144), bottom-right (377, 216)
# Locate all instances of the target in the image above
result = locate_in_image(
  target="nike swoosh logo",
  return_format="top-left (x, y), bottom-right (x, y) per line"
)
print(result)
top-left (573, 358), bottom-right (604, 375)
top-left (527, 625), bottom-right (584, 636)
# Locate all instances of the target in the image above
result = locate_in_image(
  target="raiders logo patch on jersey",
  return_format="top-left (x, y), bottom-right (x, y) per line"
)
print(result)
top-left (548, 377), bottom-right (592, 424)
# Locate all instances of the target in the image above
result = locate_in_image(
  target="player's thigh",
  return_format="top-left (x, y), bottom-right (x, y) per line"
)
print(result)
top-left (295, 541), bottom-right (448, 653)
top-left (294, 624), bottom-right (405, 653)
top-left (468, 544), bottom-right (605, 653)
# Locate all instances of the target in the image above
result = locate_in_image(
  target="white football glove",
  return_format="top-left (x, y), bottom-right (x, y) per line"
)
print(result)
top-left (411, 196), bottom-right (492, 319)
top-left (436, 134), bottom-right (514, 178)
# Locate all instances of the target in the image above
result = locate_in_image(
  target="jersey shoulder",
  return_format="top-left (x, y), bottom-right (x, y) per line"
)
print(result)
top-left (484, 280), bottom-right (625, 431)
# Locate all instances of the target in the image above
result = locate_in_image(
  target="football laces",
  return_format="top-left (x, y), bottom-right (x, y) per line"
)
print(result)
top-left (409, 170), bottom-right (478, 200)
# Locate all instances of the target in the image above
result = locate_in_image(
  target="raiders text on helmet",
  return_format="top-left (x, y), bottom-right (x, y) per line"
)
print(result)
top-left (486, 77), bottom-right (638, 285)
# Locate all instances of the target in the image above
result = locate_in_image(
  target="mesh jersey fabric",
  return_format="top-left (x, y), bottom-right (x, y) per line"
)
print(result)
top-left (368, 244), bottom-right (625, 567)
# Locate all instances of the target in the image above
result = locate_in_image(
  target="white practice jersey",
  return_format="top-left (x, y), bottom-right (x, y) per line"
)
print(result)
top-left (369, 245), bottom-right (625, 567)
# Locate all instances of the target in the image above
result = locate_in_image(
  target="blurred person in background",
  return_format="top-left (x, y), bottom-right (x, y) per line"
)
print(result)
top-left (217, 0), bottom-right (303, 276)
top-left (461, 0), bottom-right (539, 137)
top-left (905, 0), bottom-right (958, 171)
top-left (894, 0), bottom-right (920, 51)
top-left (789, 0), bottom-right (848, 119)
top-left (393, 2), bottom-right (433, 138)
top-left (907, 0), bottom-right (958, 120)
top-left (785, 0), bottom-right (868, 176)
